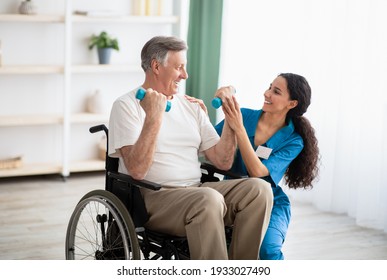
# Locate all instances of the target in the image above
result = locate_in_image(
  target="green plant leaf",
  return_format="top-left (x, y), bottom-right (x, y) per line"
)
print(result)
top-left (88, 31), bottom-right (119, 51)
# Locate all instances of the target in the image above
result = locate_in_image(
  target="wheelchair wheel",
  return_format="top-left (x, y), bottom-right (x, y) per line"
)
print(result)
top-left (65, 189), bottom-right (141, 260)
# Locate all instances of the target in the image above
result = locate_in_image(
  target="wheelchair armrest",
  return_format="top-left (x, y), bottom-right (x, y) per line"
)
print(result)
top-left (200, 162), bottom-right (242, 179)
top-left (107, 171), bottom-right (162, 191)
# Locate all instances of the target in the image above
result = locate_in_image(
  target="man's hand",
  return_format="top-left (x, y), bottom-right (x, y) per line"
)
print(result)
top-left (214, 85), bottom-right (236, 102)
top-left (139, 88), bottom-right (167, 119)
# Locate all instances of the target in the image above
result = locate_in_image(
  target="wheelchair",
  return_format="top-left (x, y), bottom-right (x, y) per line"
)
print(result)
top-left (65, 124), bottom-right (239, 260)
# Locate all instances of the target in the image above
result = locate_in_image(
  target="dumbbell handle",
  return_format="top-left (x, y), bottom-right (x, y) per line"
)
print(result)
top-left (136, 88), bottom-right (171, 112)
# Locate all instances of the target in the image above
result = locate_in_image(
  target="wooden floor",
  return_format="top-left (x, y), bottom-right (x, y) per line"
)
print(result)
top-left (1, 172), bottom-right (387, 260)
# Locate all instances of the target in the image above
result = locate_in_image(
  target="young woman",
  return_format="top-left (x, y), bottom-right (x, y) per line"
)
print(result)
top-left (191, 73), bottom-right (320, 259)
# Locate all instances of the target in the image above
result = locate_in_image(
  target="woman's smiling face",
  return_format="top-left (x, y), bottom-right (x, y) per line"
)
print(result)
top-left (262, 76), bottom-right (298, 114)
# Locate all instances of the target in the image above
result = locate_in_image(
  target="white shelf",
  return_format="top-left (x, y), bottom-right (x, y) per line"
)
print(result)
top-left (72, 14), bottom-right (179, 24)
top-left (0, 113), bottom-right (110, 126)
top-left (0, 14), bottom-right (178, 24)
top-left (0, 14), bottom-right (64, 23)
top-left (0, 114), bottom-right (62, 127)
top-left (0, 162), bottom-right (62, 178)
top-left (0, 65), bottom-right (64, 74)
top-left (0, 65), bottom-right (140, 74)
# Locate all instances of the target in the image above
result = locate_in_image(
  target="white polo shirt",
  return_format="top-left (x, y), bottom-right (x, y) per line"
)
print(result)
top-left (108, 87), bottom-right (220, 186)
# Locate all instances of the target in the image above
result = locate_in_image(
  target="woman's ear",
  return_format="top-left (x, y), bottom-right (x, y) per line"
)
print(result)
top-left (289, 100), bottom-right (298, 109)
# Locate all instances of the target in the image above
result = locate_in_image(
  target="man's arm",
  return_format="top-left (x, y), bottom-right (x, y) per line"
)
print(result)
top-left (204, 119), bottom-right (236, 170)
top-left (119, 89), bottom-right (166, 180)
top-left (185, 86), bottom-right (237, 171)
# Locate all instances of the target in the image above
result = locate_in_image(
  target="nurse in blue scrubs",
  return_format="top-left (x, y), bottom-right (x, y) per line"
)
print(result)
top-left (213, 73), bottom-right (320, 259)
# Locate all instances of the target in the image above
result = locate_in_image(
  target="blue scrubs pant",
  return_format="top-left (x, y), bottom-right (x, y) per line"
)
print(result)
top-left (259, 187), bottom-right (291, 260)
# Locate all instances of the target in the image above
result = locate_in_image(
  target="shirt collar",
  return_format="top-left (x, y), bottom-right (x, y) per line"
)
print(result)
top-left (250, 110), bottom-right (296, 148)
top-left (266, 117), bottom-right (296, 149)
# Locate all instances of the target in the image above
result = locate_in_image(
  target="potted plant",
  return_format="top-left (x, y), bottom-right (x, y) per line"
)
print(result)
top-left (88, 31), bottom-right (119, 64)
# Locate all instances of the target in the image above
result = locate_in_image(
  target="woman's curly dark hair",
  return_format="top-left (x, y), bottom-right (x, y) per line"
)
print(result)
top-left (279, 73), bottom-right (320, 189)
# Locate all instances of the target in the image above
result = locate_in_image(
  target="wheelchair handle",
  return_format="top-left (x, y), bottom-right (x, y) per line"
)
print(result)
top-left (89, 124), bottom-right (108, 135)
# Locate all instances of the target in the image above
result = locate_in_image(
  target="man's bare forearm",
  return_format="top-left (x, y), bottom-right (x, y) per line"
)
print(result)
top-left (213, 120), bottom-right (237, 170)
top-left (120, 116), bottom-right (162, 180)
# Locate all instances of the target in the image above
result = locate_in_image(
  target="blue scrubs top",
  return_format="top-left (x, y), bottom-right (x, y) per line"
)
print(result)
top-left (215, 108), bottom-right (303, 259)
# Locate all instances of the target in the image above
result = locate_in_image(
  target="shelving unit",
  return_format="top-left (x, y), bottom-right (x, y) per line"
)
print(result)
top-left (0, 0), bottom-right (183, 178)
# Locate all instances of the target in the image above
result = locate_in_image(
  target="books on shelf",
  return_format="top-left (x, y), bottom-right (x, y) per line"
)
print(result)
top-left (73, 10), bottom-right (124, 18)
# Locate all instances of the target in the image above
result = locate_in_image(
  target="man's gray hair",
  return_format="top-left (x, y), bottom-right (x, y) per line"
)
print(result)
top-left (141, 36), bottom-right (188, 72)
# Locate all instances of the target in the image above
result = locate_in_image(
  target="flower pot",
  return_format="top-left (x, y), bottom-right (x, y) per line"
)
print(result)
top-left (18, 0), bottom-right (37, 15)
top-left (97, 48), bottom-right (112, 64)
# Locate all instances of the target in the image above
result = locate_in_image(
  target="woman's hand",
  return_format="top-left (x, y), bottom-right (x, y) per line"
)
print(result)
top-left (184, 95), bottom-right (208, 115)
top-left (222, 95), bottom-right (244, 134)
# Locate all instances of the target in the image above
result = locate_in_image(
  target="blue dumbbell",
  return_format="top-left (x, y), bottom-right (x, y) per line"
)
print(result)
top-left (211, 87), bottom-right (236, 109)
top-left (136, 88), bottom-right (171, 112)
top-left (211, 97), bottom-right (223, 109)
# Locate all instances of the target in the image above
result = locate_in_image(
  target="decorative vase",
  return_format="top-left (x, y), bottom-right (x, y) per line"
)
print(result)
top-left (97, 48), bottom-right (112, 64)
top-left (18, 0), bottom-right (37, 15)
top-left (86, 90), bottom-right (106, 114)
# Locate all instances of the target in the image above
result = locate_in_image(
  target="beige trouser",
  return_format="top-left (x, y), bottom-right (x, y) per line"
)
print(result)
top-left (141, 178), bottom-right (273, 260)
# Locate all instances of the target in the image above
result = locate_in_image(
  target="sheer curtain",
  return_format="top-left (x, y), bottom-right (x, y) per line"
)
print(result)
top-left (219, 0), bottom-right (387, 232)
